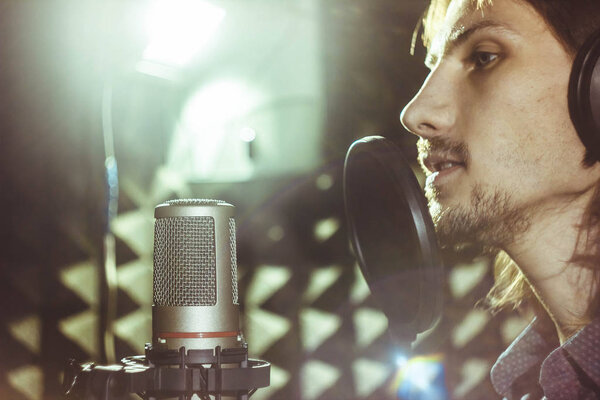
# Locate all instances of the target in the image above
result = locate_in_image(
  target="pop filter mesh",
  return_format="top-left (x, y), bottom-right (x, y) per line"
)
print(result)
top-left (346, 151), bottom-right (422, 323)
top-left (344, 136), bottom-right (443, 342)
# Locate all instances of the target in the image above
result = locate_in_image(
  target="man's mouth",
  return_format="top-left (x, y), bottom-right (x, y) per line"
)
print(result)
top-left (422, 153), bottom-right (466, 175)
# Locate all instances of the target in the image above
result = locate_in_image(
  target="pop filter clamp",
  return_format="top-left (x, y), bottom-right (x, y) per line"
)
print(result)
top-left (343, 136), bottom-right (444, 345)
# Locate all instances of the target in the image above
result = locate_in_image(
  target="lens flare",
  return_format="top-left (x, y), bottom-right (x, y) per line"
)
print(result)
top-left (389, 353), bottom-right (448, 400)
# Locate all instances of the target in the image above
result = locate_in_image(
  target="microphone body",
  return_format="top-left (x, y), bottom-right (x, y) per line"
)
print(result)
top-left (152, 199), bottom-right (242, 351)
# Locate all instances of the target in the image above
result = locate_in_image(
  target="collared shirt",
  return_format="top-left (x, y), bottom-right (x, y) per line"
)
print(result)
top-left (490, 316), bottom-right (600, 399)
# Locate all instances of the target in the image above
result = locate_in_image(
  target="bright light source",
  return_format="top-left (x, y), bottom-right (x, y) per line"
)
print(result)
top-left (183, 81), bottom-right (254, 178)
top-left (240, 127), bottom-right (257, 142)
top-left (395, 353), bottom-right (408, 368)
top-left (391, 354), bottom-right (448, 400)
top-left (403, 358), bottom-right (439, 390)
top-left (143, 0), bottom-right (225, 67)
top-left (166, 80), bottom-right (263, 182)
top-left (183, 81), bottom-right (256, 130)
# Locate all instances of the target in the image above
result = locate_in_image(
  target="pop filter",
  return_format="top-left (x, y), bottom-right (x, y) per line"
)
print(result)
top-left (343, 136), bottom-right (444, 345)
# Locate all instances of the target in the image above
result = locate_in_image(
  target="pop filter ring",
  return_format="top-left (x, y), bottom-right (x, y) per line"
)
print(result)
top-left (343, 136), bottom-right (444, 343)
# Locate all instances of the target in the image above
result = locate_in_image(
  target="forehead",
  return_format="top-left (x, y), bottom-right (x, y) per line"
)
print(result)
top-left (428, 0), bottom-right (549, 66)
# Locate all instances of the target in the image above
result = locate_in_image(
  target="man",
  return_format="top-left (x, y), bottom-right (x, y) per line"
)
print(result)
top-left (400, 0), bottom-right (600, 398)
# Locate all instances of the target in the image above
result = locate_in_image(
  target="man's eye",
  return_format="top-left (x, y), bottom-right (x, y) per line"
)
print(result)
top-left (471, 51), bottom-right (499, 68)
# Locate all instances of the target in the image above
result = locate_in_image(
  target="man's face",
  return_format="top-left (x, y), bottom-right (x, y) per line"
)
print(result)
top-left (401, 0), bottom-right (600, 248)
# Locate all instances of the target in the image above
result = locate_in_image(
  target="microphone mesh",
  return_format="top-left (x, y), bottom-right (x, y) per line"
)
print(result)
top-left (164, 199), bottom-right (229, 207)
top-left (153, 216), bottom-right (217, 306)
top-left (229, 218), bottom-right (239, 305)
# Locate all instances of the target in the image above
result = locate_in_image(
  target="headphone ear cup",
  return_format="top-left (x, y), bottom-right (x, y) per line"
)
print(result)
top-left (568, 29), bottom-right (600, 162)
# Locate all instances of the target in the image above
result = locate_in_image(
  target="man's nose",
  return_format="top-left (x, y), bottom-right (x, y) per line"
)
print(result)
top-left (400, 68), bottom-right (456, 139)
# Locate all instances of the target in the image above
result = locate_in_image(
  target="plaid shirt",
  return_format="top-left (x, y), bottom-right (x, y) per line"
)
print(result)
top-left (490, 316), bottom-right (600, 399)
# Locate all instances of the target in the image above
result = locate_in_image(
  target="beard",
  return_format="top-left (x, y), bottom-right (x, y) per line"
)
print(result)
top-left (426, 183), bottom-right (534, 253)
top-left (418, 136), bottom-right (534, 253)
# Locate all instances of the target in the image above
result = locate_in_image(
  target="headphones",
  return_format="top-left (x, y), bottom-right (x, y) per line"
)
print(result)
top-left (568, 28), bottom-right (600, 161)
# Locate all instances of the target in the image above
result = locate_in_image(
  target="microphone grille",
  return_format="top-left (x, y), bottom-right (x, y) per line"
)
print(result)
top-left (163, 199), bottom-right (230, 207)
top-left (229, 218), bottom-right (239, 305)
top-left (153, 216), bottom-right (217, 306)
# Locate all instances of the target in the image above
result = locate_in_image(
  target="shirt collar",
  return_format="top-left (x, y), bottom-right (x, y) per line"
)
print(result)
top-left (539, 317), bottom-right (600, 398)
top-left (492, 316), bottom-right (600, 399)
top-left (490, 317), bottom-right (557, 397)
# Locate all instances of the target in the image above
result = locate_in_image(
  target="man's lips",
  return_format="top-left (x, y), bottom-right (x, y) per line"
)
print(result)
top-left (424, 161), bottom-right (465, 189)
top-left (422, 153), bottom-right (466, 175)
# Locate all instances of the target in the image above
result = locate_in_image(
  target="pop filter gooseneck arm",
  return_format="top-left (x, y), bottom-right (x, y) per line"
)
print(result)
top-left (343, 136), bottom-right (444, 345)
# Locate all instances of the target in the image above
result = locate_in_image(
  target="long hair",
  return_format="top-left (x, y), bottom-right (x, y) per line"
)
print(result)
top-left (418, 0), bottom-right (600, 314)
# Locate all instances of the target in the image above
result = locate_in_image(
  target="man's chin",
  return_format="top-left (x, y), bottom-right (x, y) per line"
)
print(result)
top-left (432, 205), bottom-right (485, 250)
top-left (426, 185), bottom-right (532, 255)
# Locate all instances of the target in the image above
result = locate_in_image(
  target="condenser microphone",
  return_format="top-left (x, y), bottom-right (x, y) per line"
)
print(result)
top-left (63, 199), bottom-right (270, 400)
top-left (152, 199), bottom-right (242, 351)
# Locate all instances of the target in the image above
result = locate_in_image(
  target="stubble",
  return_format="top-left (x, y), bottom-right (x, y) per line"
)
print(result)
top-left (427, 183), bottom-right (533, 253)
top-left (419, 136), bottom-right (534, 252)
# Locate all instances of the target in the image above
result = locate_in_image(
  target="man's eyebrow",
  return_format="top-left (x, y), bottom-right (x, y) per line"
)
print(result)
top-left (425, 20), bottom-right (518, 68)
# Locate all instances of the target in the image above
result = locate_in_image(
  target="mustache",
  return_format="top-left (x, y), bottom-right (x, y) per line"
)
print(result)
top-left (417, 137), bottom-right (470, 168)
